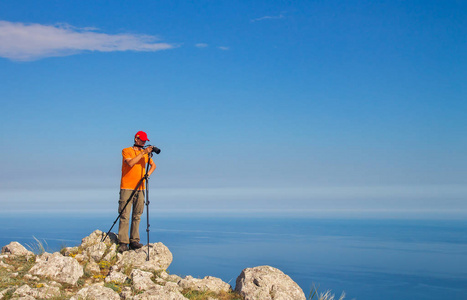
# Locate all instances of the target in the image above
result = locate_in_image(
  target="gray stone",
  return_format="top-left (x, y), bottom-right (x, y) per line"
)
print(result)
top-left (131, 269), bottom-right (157, 292)
top-left (62, 246), bottom-right (79, 257)
top-left (85, 260), bottom-right (101, 275)
top-left (74, 253), bottom-right (86, 263)
top-left (105, 269), bottom-right (129, 284)
top-left (81, 230), bottom-right (117, 248)
top-left (103, 243), bottom-right (117, 261)
top-left (119, 286), bottom-right (133, 299)
top-left (22, 274), bottom-right (40, 281)
top-left (133, 284), bottom-right (187, 300)
top-left (86, 242), bottom-right (107, 262)
top-left (12, 283), bottom-right (61, 299)
top-left (116, 242), bottom-right (172, 272)
top-left (235, 265), bottom-right (306, 300)
top-left (0, 260), bottom-right (14, 270)
top-left (29, 252), bottom-right (84, 285)
top-left (0, 287), bottom-right (14, 299)
top-left (178, 275), bottom-right (231, 293)
top-left (1, 242), bottom-right (34, 258)
top-left (71, 283), bottom-right (120, 300)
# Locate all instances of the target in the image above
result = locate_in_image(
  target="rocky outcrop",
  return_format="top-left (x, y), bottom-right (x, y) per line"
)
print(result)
top-left (70, 283), bottom-right (120, 300)
top-left (0, 230), bottom-right (305, 300)
top-left (1, 242), bottom-right (34, 259)
top-left (29, 252), bottom-right (84, 285)
top-left (12, 283), bottom-right (61, 299)
top-left (115, 242), bottom-right (172, 272)
top-left (235, 265), bottom-right (306, 300)
top-left (178, 275), bottom-right (232, 293)
top-left (133, 284), bottom-right (187, 300)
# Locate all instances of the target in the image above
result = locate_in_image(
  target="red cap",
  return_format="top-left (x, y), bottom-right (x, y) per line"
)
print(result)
top-left (135, 131), bottom-right (150, 141)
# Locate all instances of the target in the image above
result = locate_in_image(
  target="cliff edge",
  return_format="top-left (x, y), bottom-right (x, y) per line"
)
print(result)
top-left (0, 229), bottom-right (305, 300)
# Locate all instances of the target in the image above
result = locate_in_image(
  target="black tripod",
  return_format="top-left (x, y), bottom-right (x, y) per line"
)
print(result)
top-left (102, 152), bottom-right (153, 261)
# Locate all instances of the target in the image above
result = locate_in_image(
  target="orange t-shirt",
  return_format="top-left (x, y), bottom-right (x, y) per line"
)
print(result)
top-left (120, 147), bottom-right (154, 190)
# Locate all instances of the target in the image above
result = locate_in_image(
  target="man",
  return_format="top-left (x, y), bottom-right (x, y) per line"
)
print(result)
top-left (117, 131), bottom-right (156, 253)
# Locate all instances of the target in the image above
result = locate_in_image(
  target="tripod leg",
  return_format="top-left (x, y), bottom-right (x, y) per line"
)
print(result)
top-left (145, 154), bottom-right (152, 261)
top-left (102, 177), bottom-right (145, 242)
top-left (146, 174), bottom-right (150, 260)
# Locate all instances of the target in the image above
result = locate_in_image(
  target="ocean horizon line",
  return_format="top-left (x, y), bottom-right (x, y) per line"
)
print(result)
top-left (1, 209), bottom-right (466, 220)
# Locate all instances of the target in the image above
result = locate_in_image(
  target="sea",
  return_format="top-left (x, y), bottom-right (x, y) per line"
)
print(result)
top-left (0, 211), bottom-right (466, 300)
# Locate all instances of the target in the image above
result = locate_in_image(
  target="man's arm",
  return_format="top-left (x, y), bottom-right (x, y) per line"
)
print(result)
top-left (124, 146), bottom-right (153, 168)
top-left (147, 158), bottom-right (156, 177)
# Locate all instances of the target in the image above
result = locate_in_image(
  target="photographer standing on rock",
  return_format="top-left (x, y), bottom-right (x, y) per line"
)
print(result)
top-left (117, 131), bottom-right (156, 253)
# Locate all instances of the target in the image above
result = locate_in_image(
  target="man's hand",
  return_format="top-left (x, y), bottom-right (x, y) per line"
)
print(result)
top-left (143, 146), bottom-right (153, 155)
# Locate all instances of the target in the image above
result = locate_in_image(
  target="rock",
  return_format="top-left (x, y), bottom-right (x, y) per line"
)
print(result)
top-left (105, 269), bottom-right (129, 284)
top-left (178, 275), bottom-right (232, 293)
top-left (23, 274), bottom-right (40, 281)
top-left (120, 286), bottom-right (133, 299)
top-left (71, 283), bottom-right (120, 300)
top-left (116, 242), bottom-right (172, 272)
top-left (62, 246), bottom-right (79, 256)
top-left (86, 242), bottom-right (107, 262)
top-left (12, 283), bottom-right (61, 299)
top-left (0, 260), bottom-right (14, 270)
top-left (1, 242), bottom-right (34, 258)
top-left (235, 265), bottom-right (306, 300)
top-left (85, 260), bottom-right (101, 275)
top-left (133, 284), bottom-right (187, 300)
top-left (81, 230), bottom-right (117, 248)
top-left (29, 252), bottom-right (84, 285)
top-left (158, 270), bottom-right (182, 283)
top-left (0, 287), bottom-right (14, 299)
top-left (131, 269), bottom-right (157, 291)
top-left (103, 244), bottom-right (117, 261)
top-left (74, 253), bottom-right (86, 263)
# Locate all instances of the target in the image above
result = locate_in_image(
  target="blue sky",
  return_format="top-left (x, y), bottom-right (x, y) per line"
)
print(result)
top-left (0, 0), bottom-right (466, 216)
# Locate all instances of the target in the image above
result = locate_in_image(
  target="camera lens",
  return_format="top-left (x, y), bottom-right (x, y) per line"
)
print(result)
top-left (152, 147), bottom-right (161, 154)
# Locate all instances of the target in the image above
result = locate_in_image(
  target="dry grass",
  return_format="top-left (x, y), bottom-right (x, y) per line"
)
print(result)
top-left (309, 283), bottom-right (346, 300)
top-left (182, 289), bottom-right (243, 300)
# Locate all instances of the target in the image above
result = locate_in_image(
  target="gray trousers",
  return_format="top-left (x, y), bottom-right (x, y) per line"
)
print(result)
top-left (117, 189), bottom-right (145, 244)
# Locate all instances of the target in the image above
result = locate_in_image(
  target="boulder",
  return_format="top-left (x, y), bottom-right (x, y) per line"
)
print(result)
top-left (0, 287), bottom-right (14, 299)
top-left (85, 260), bottom-right (101, 275)
top-left (70, 283), bottom-right (120, 300)
top-left (0, 260), bottom-right (14, 270)
top-left (116, 242), bottom-right (172, 272)
top-left (61, 246), bottom-right (79, 256)
top-left (81, 230), bottom-right (117, 248)
top-left (1, 242), bottom-right (34, 258)
top-left (86, 242), bottom-right (107, 262)
top-left (105, 269), bottom-right (129, 284)
top-left (133, 284), bottom-right (187, 300)
top-left (178, 275), bottom-right (232, 293)
top-left (159, 270), bottom-right (182, 283)
top-left (235, 265), bottom-right (306, 300)
top-left (29, 252), bottom-right (84, 285)
top-left (103, 243), bottom-right (117, 261)
top-left (12, 283), bottom-right (61, 299)
top-left (131, 269), bottom-right (157, 291)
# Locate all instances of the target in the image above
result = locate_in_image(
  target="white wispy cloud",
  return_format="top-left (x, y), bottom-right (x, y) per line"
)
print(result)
top-left (195, 43), bottom-right (209, 48)
top-left (251, 13), bottom-right (285, 22)
top-left (0, 20), bottom-right (175, 61)
top-left (218, 46), bottom-right (229, 51)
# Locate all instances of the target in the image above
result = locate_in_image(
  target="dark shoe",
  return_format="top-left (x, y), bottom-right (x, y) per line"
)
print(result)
top-left (129, 241), bottom-right (143, 250)
top-left (118, 243), bottom-right (128, 253)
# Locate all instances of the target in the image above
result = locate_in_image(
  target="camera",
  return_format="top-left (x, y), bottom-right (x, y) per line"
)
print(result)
top-left (145, 145), bottom-right (161, 154)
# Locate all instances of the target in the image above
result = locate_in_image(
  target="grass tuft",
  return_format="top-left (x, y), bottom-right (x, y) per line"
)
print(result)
top-left (309, 283), bottom-right (346, 300)
top-left (25, 236), bottom-right (48, 255)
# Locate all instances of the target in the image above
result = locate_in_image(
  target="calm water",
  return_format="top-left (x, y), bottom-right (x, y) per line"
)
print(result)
top-left (0, 212), bottom-right (466, 300)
